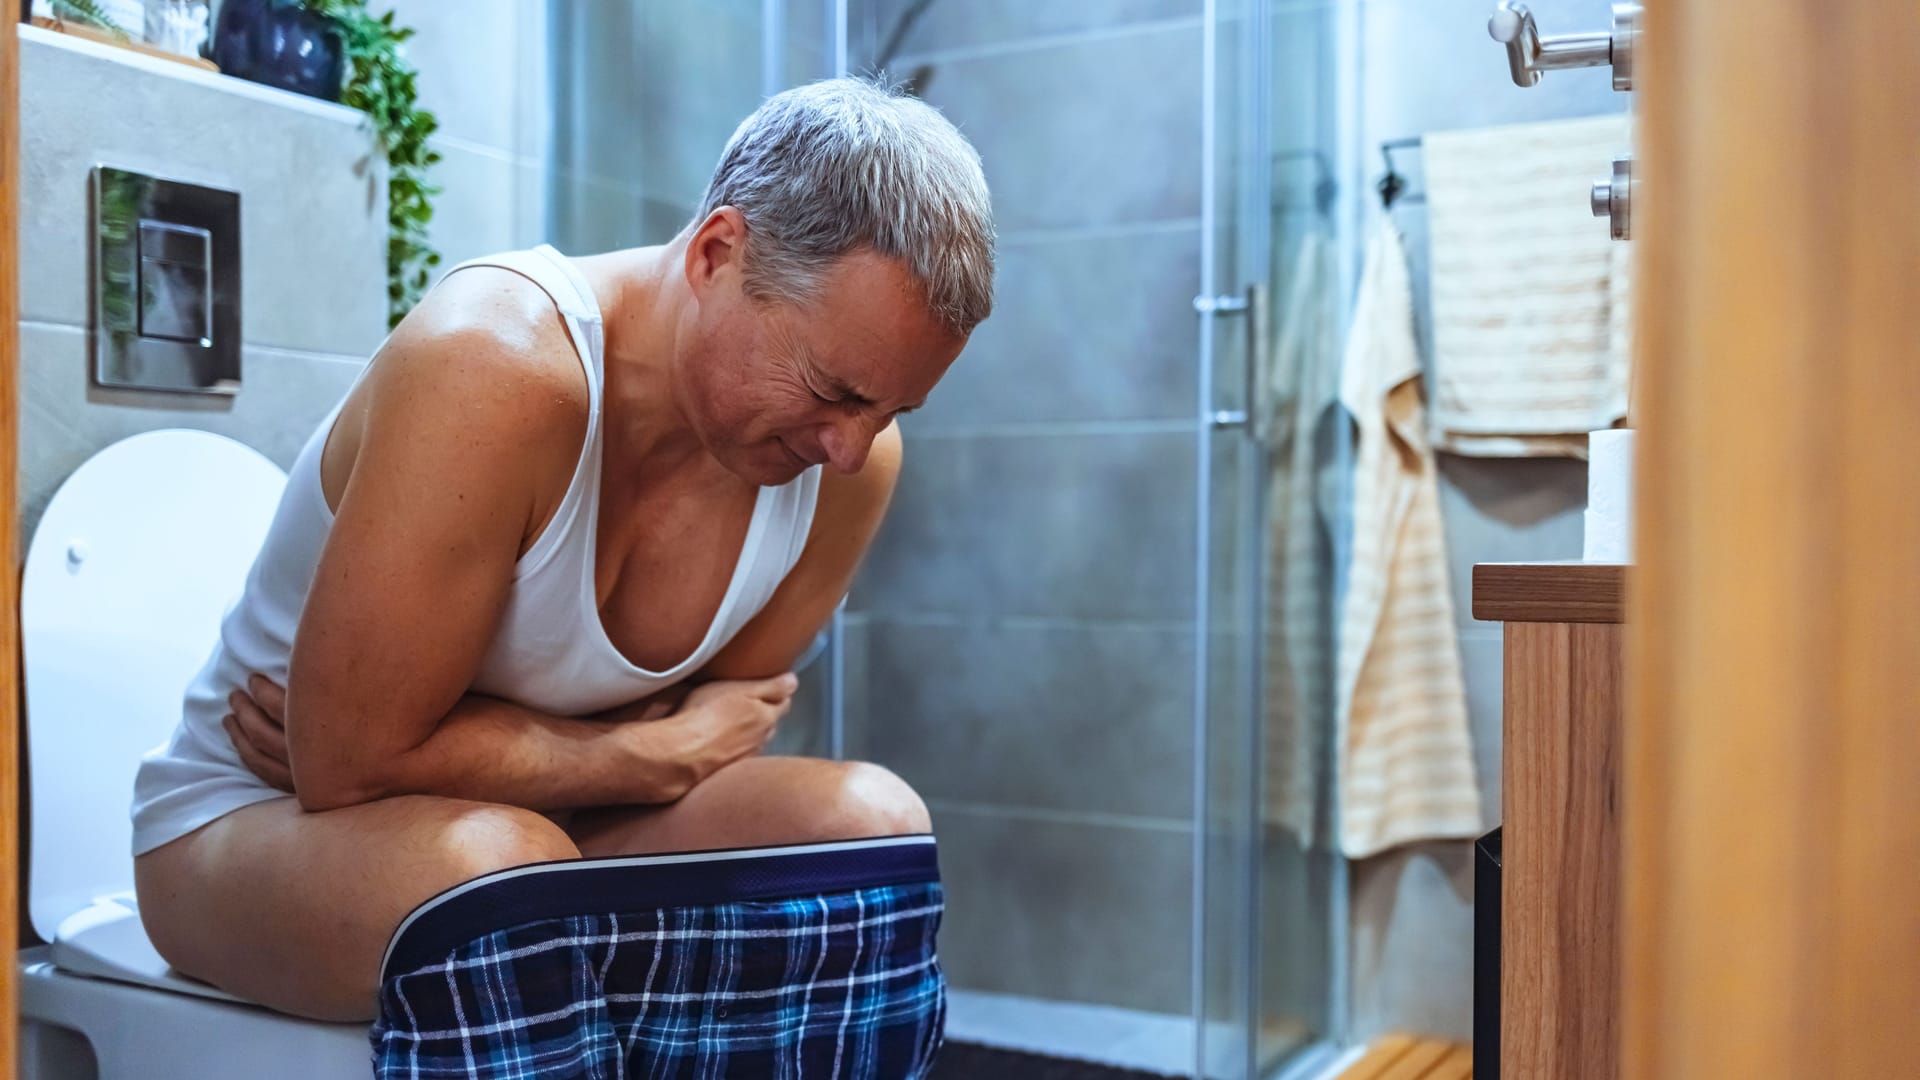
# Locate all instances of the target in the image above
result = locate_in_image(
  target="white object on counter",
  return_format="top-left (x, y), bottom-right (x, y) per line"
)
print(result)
top-left (35, 0), bottom-right (147, 37)
top-left (145, 0), bottom-right (209, 58)
top-left (1584, 428), bottom-right (1636, 563)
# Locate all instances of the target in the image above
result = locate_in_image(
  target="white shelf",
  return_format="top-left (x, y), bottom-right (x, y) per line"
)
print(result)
top-left (20, 22), bottom-right (365, 129)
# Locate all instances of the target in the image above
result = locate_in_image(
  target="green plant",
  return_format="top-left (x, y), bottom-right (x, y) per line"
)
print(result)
top-left (49, 0), bottom-right (131, 40)
top-left (302, 0), bottom-right (441, 327)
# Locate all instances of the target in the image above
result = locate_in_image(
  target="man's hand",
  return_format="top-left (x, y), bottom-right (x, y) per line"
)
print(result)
top-left (225, 675), bottom-right (294, 793)
top-left (665, 675), bottom-right (798, 773)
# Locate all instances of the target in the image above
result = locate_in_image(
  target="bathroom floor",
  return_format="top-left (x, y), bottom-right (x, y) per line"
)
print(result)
top-left (930, 1042), bottom-right (1179, 1080)
top-left (1337, 1035), bottom-right (1472, 1078)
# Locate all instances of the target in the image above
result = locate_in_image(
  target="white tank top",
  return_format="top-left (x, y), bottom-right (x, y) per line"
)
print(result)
top-left (130, 245), bottom-right (822, 855)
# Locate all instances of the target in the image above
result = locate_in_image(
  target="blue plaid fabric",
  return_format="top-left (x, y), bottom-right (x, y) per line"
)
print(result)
top-left (372, 839), bottom-right (946, 1079)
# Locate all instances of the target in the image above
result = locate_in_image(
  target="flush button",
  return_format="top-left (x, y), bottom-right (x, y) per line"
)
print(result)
top-left (137, 221), bottom-right (213, 344)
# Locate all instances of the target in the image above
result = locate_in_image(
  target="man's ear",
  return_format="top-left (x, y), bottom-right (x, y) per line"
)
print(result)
top-left (684, 207), bottom-right (750, 299)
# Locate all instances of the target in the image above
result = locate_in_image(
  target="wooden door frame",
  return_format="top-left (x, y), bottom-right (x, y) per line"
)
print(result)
top-left (1624, 2), bottom-right (1920, 1077)
top-left (1, 7), bottom-right (20, 1076)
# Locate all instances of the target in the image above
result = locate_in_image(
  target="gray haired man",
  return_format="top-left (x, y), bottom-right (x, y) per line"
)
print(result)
top-left (132, 77), bottom-right (995, 1022)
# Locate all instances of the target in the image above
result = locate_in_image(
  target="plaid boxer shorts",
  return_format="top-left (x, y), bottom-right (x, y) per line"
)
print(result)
top-left (371, 836), bottom-right (946, 1079)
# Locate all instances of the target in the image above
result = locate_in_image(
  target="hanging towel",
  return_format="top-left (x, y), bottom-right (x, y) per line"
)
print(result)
top-left (1425, 113), bottom-right (1634, 458)
top-left (1336, 222), bottom-right (1483, 859)
top-left (1262, 230), bottom-right (1342, 845)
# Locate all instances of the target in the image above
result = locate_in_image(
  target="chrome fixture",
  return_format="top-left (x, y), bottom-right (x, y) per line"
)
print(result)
top-left (1195, 284), bottom-right (1269, 440)
top-left (1377, 136), bottom-right (1425, 208)
top-left (1489, 2), bottom-right (1640, 91)
top-left (1591, 155), bottom-right (1632, 241)
top-left (92, 166), bottom-right (242, 396)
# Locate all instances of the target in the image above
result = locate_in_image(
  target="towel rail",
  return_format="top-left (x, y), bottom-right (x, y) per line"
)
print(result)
top-left (1489, 1), bottom-right (1640, 91)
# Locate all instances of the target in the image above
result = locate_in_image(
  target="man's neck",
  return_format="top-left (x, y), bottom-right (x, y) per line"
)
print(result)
top-left (578, 242), bottom-right (711, 477)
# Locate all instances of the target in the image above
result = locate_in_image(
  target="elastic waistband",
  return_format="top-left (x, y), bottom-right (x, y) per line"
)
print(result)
top-left (381, 835), bottom-right (941, 980)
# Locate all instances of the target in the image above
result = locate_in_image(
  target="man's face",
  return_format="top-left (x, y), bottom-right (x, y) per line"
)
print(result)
top-left (679, 243), bottom-right (968, 486)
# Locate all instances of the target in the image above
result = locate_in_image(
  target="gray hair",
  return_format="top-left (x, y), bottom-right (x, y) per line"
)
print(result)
top-left (696, 77), bottom-right (996, 337)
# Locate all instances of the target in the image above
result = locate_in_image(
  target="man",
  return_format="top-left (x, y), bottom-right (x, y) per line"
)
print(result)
top-left (129, 77), bottom-right (995, 1022)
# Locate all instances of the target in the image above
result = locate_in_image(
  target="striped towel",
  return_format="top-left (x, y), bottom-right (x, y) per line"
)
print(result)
top-left (1336, 222), bottom-right (1483, 858)
top-left (1425, 113), bottom-right (1634, 458)
top-left (373, 837), bottom-right (947, 1079)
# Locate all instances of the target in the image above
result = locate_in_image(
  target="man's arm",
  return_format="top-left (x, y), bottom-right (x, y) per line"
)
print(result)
top-left (280, 275), bottom-right (772, 812)
top-left (698, 422), bottom-right (905, 680)
top-left (228, 671), bottom-right (790, 807)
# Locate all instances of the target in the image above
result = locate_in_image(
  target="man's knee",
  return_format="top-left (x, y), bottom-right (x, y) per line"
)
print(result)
top-left (436, 802), bottom-right (581, 880)
top-left (824, 762), bottom-right (932, 839)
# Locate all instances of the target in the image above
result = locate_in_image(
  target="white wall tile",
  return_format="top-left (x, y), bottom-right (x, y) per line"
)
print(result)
top-left (424, 143), bottom-right (525, 271)
top-left (384, 0), bottom-right (525, 156)
top-left (1350, 841), bottom-right (1476, 1042)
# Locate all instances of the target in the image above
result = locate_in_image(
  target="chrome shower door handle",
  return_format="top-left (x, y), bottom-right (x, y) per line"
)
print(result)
top-left (1195, 284), bottom-right (1269, 442)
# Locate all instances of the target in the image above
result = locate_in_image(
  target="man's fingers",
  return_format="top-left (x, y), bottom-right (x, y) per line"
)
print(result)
top-left (223, 714), bottom-right (294, 793)
top-left (228, 691), bottom-right (290, 765)
top-left (754, 673), bottom-right (800, 703)
top-left (245, 674), bottom-right (288, 725)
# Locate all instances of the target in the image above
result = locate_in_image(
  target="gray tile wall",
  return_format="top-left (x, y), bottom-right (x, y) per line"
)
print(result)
top-left (1347, 0), bottom-right (1629, 1042)
top-left (384, 0), bottom-right (549, 263)
top-left (540, 3), bottom-right (835, 256)
top-left (928, 803), bottom-right (1194, 1015)
top-left (845, 3), bottom-right (1205, 1016)
top-left (15, 28), bottom-right (386, 543)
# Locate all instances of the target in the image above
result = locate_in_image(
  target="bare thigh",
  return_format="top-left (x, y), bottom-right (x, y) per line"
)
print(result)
top-left (133, 759), bottom-right (928, 1022)
top-left (134, 795), bottom-right (580, 1022)
top-left (567, 756), bottom-right (931, 858)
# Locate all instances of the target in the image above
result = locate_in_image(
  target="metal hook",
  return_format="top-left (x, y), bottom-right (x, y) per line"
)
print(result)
top-left (1378, 137), bottom-right (1423, 208)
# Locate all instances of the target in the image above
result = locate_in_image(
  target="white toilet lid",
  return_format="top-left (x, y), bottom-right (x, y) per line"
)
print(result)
top-left (21, 429), bottom-right (286, 942)
top-left (49, 894), bottom-right (245, 1004)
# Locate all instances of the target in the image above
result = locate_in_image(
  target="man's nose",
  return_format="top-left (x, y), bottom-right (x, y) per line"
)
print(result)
top-left (817, 416), bottom-right (876, 474)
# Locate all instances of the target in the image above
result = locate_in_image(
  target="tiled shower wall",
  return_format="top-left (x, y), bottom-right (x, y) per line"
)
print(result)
top-left (845, 0), bottom-right (1207, 1016)
top-left (533, 2), bottom-right (834, 255)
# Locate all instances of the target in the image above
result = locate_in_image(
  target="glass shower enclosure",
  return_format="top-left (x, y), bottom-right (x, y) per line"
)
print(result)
top-left (532, 3), bottom-right (1353, 1075)
top-left (1198, 1), bottom-right (1353, 1076)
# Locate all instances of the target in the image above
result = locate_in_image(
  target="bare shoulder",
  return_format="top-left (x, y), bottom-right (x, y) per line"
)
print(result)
top-left (322, 266), bottom-right (592, 516)
top-left (377, 266), bottom-right (591, 420)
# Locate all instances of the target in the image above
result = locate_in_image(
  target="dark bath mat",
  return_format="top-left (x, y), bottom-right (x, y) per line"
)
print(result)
top-left (929, 1041), bottom-right (1184, 1080)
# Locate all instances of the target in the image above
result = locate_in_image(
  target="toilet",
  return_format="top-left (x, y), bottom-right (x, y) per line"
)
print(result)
top-left (19, 430), bottom-right (372, 1078)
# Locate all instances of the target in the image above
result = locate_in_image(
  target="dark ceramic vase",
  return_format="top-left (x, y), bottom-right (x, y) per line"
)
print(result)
top-left (208, 0), bottom-right (345, 102)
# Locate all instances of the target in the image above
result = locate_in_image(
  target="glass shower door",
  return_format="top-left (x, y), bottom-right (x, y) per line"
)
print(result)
top-left (1197, 1), bottom-right (1348, 1076)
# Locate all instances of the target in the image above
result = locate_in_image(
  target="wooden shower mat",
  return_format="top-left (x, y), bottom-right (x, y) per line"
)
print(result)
top-left (1338, 1034), bottom-right (1473, 1079)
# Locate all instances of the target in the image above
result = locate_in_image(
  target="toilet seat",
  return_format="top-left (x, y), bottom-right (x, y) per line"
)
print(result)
top-left (19, 430), bottom-right (371, 1079)
top-left (49, 894), bottom-right (242, 1003)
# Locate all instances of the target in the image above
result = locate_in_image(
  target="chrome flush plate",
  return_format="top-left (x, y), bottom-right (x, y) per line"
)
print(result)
top-left (92, 166), bottom-right (242, 395)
